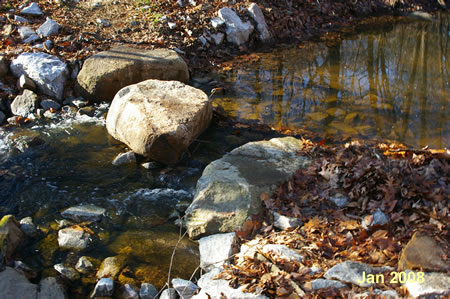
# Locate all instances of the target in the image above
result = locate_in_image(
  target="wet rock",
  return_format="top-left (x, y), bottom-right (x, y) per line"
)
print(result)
top-left (140, 283), bottom-right (158, 299)
top-left (121, 283), bottom-right (139, 299)
top-left (37, 277), bottom-right (68, 299)
top-left (192, 268), bottom-right (268, 299)
top-left (172, 278), bottom-right (198, 298)
top-left (112, 151), bottom-right (136, 166)
top-left (11, 90), bottom-right (39, 117)
top-left (54, 263), bottom-right (80, 281)
top-left (247, 3), bottom-right (272, 42)
top-left (160, 288), bottom-right (178, 299)
top-left (77, 106), bottom-right (96, 117)
top-left (0, 55), bottom-right (8, 77)
top-left (58, 227), bottom-right (91, 251)
top-left (40, 99), bottom-right (61, 111)
top-left (0, 215), bottom-right (24, 260)
top-left (75, 256), bottom-right (95, 274)
top-left (185, 137), bottom-right (310, 239)
top-left (199, 232), bottom-right (235, 272)
top-left (141, 161), bottom-right (162, 170)
top-left (19, 74), bottom-right (37, 91)
top-left (0, 267), bottom-right (38, 298)
top-left (329, 194), bottom-right (348, 208)
top-left (324, 261), bottom-right (392, 287)
top-left (21, 2), bottom-right (43, 15)
top-left (218, 7), bottom-right (254, 46)
top-left (96, 256), bottom-right (128, 279)
top-left (37, 18), bottom-right (60, 37)
top-left (403, 271), bottom-right (450, 298)
top-left (19, 216), bottom-right (39, 237)
top-left (14, 15), bottom-right (29, 23)
top-left (308, 279), bottom-right (347, 290)
top-left (273, 212), bottom-right (302, 230)
top-left (398, 232), bottom-right (449, 272)
top-left (106, 80), bottom-right (211, 165)
top-left (75, 46), bottom-right (189, 102)
top-left (91, 277), bottom-right (114, 297)
top-left (61, 204), bottom-right (106, 222)
top-left (10, 52), bottom-right (68, 100)
top-left (362, 210), bottom-right (389, 230)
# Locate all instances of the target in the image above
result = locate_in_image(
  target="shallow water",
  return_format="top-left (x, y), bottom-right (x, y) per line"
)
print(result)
top-left (0, 13), bottom-right (448, 297)
top-left (215, 13), bottom-right (449, 148)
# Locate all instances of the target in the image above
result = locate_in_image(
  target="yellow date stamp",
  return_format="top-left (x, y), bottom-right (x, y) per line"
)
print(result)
top-left (357, 271), bottom-right (425, 284)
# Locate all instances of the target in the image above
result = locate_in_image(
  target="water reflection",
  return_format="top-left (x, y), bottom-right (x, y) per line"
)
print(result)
top-left (216, 13), bottom-right (449, 148)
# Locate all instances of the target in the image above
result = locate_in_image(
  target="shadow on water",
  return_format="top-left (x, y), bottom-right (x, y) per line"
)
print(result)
top-left (214, 13), bottom-right (449, 148)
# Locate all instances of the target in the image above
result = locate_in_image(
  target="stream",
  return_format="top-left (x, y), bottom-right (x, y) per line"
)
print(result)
top-left (0, 12), bottom-right (448, 297)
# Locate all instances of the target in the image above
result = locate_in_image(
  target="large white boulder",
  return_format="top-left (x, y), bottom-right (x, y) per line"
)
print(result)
top-left (10, 53), bottom-right (68, 100)
top-left (218, 7), bottom-right (254, 46)
top-left (185, 137), bottom-right (310, 239)
top-left (75, 46), bottom-right (189, 102)
top-left (106, 80), bottom-right (212, 164)
top-left (247, 3), bottom-right (272, 42)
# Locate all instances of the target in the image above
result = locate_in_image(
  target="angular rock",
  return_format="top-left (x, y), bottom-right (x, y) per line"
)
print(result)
top-left (210, 17), bottom-right (225, 29)
top-left (139, 283), bottom-right (158, 299)
top-left (21, 2), bottom-right (43, 15)
top-left (0, 215), bottom-right (24, 260)
top-left (329, 194), bottom-right (348, 208)
top-left (19, 74), bottom-right (37, 91)
top-left (75, 46), bottom-right (189, 102)
top-left (199, 232), bottom-right (235, 272)
top-left (11, 89), bottom-right (39, 117)
top-left (58, 227), bottom-right (91, 251)
top-left (185, 137), bottom-right (310, 239)
top-left (40, 99), bottom-right (61, 111)
top-left (160, 288), bottom-right (178, 299)
top-left (398, 232), bottom-right (449, 272)
top-left (309, 279), bottom-right (347, 290)
top-left (218, 7), bottom-right (254, 46)
top-left (75, 256), bottom-right (95, 274)
top-left (96, 256), bottom-right (128, 279)
top-left (192, 268), bottom-right (268, 299)
top-left (403, 271), bottom-right (450, 298)
top-left (54, 263), bottom-right (80, 280)
top-left (273, 212), bottom-right (302, 230)
top-left (362, 210), bottom-right (389, 230)
top-left (20, 217), bottom-right (39, 237)
top-left (247, 3), bottom-right (272, 42)
top-left (210, 32), bottom-right (225, 45)
top-left (122, 284), bottom-right (139, 299)
top-left (91, 278), bottom-right (114, 297)
top-left (10, 52), bottom-right (68, 100)
top-left (106, 80), bottom-right (212, 164)
top-left (172, 278), bottom-right (198, 299)
top-left (324, 261), bottom-right (392, 287)
top-left (0, 267), bottom-right (38, 298)
top-left (18, 26), bottom-right (36, 40)
top-left (37, 277), bottom-right (68, 299)
top-left (112, 151), bottom-right (136, 166)
top-left (14, 15), bottom-right (29, 23)
top-left (37, 17), bottom-right (60, 37)
top-left (61, 204), bottom-right (106, 222)
top-left (261, 244), bottom-right (304, 262)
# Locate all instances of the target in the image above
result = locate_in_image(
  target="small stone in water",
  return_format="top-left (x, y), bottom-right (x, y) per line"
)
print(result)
top-left (112, 151), bottom-right (136, 166)
top-left (61, 204), bottom-right (106, 222)
top-left (140, 283), bottom-right (158, 299)
top-left (122, 284), bottom-right (139, 299)
top-left (75, 256), bottom-right (95, 274)
top-left (91, 278), bottom-right (114, 297)
top-left (19, 217), bottom-right (39, 237)
top-left (53, 264), bottom-right (80, 281)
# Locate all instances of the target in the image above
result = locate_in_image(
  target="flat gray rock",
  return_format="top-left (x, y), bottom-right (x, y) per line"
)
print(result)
top-left (309, 279), bottom-right (347, 290)
top-left (199, 232), bottom-right (235, 272)
top-left (0, 267), bottom-right (38, 298)
top-left (324, 261), bottom-right (393, 287)
top-left (261, 244), bottom-right (303, 262)
top-left (18, 26), bottom-right (36, 39)
top-left (14, 15), bottom-right (29, 23)
top-left (10, 52), bottom-right (68, 100)
top-left (403, 271), bottom-right (450, 298)
top-left (185, 137), bottom-right (310, 239)
top-left (75, 46), bottom-right (189, 102)
top-left (21, 2), bottom-right (43, 15)
top-left (61, 204), bottom-right (105, 222)
top-left (37, 277), bottom-right (67, 299)
top-left (37, 17), bottom-right (60, 37)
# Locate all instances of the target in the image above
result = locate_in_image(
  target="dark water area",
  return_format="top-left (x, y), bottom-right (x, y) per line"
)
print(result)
top-left (0, 13), bottom-right (448, 297)
top-left (214, 13), bottom-right (449, 148)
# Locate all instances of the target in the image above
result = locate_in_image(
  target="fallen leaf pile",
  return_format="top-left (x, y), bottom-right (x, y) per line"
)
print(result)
top-left (217, 140), bottom-right (449, 298)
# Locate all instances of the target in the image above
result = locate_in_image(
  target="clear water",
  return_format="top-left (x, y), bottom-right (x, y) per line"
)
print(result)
top-left (214, 13), bottom-right (449, 148)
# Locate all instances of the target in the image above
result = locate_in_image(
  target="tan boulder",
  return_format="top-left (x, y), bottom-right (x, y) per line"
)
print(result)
top-left (106, 79), bottom-right (212, 164)
top-left (0, 215), bottom-right (25, 260)
top-left (75, 46), bottom-right (189, 102)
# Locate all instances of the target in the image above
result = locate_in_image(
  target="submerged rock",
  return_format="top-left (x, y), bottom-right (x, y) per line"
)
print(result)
top-left (61, 204), bottom-right (106, 222)
top-left (185, 137), bottom-right (310, 239)
top-left (96, 256), bottom-right (128, 280)
top-left (106, 80), bottom-right (212, 164)
top-left (324, 261), bottom-right (392, 287)
top-left (199, 232), bottom-right (235, 272)
top-left (10, 52), bottom-right (68, 100)
top-left (91, 277), bottom-right (114, 297)
top-left (75, 46), bottom-right (189, 102)
top-left (0, 267), bottom-right (38, 298)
